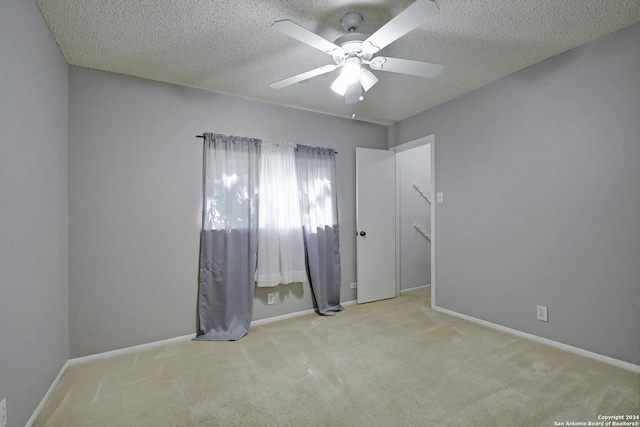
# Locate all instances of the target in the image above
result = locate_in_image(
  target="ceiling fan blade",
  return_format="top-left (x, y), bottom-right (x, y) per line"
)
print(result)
top-left (371, 57), bottom-right (443, 78)
top-left (345, 82), bottom-right (362, 104)
top-left (360, 69), bottom-right (379, 92)
top-left (272, 20), bottom-right (345, 56)
top-left (362, 0), bottom-right (439, 54)
top-left (270, 64), bottom-right (338, 89)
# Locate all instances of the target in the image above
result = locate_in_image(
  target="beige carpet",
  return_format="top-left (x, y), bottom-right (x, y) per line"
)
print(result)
top-left (35, 288), bottom-right (639, 426)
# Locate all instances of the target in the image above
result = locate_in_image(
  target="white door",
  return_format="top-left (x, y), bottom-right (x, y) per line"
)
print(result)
top-left (356, 147), bottom-right (396, 303)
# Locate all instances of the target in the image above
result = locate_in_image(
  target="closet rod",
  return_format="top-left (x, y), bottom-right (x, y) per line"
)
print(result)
top-left (195, 135), bottom-right (337, 153)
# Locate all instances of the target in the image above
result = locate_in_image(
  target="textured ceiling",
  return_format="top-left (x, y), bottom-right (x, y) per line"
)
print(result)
top-left (37, 0), bottom-right (640, 125)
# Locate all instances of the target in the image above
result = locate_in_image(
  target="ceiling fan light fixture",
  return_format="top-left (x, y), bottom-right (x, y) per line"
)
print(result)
top-left (340, 57), bottom-right (362, 84)
top-left (330, 74), bottom-right (350, 96)
top-left (360, 69), bottom-right (379, 92)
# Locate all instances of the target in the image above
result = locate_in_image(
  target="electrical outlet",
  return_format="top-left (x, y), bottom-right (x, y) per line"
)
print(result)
top-left (537, 305), bottom-right (548, 322)
top-left (267, 293), bottom-right (275, 305)
top-left (1, 398), bottom-right (6, 427)
top-left (436, 192), bottom-right (444, 203)
top-left (350, 282), bottom-right (357, 289)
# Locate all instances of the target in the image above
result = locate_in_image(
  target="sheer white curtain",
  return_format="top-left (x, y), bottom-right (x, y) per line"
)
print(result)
top-left (255, 141), bottom-right (307, 287)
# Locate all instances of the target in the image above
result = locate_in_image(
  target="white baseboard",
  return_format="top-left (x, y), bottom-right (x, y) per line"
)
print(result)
top-left (251, 299), bottom-right (357, 326)
top-left (68, 333), bottom-right (196, 366)
top-left (400, 284), bottom-right (430, 294)
top-left (433, 305), bottom-right (640, 374)
top-left (251, 309), bottom-right (316, 326)
top-left (24, 359), bottom-right (72, 427)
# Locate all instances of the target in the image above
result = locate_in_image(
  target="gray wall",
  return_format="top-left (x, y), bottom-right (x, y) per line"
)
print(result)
top-left (397, 145), bottom-right (431, 290)
top-left (392, 23), bottom-right (640, 365)
top-left (0, 2), bottom-right (69, 426)
top-left (68, 67), bottom-right (388, 357)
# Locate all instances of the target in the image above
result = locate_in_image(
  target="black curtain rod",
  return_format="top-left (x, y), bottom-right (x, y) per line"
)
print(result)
top-left (195, 135), bottom-right (337, 153)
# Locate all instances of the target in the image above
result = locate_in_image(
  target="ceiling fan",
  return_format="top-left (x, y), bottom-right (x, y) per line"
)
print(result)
top-left (269, 0), bottom-right (444, 104)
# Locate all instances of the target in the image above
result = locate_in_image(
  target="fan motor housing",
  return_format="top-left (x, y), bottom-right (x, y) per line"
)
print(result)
top-left (333, 33), bottom-right (373, 64)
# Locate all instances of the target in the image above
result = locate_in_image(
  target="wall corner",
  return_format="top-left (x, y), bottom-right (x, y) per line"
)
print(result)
top-left (387, 124), bottom-right (396, 149)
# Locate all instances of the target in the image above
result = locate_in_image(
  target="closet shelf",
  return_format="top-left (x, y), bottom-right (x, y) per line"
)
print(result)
top-left (413, 223), bottom-right (431, 242)
top-left (412, 184), bottom-right (431, 203)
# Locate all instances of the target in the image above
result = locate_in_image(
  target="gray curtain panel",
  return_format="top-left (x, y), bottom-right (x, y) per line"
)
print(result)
top-left (195, 133), bottom-right (261, 341)
top-left (295, 145), bottom-right (343, 315)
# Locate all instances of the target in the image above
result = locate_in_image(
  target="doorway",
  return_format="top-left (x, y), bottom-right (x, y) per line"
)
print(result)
top-left (395, 138), bottom-right (433, 297)
top-left (355, 135), bottom-right (435, 305)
